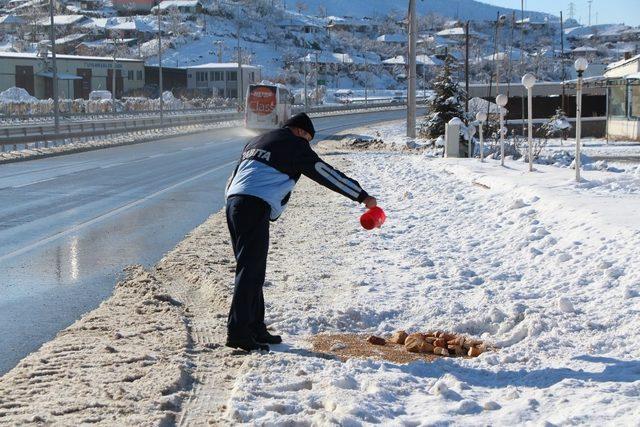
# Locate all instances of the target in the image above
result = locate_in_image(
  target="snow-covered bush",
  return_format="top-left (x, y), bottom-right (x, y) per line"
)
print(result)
top-left (540, 108), bottom-right (571, 140)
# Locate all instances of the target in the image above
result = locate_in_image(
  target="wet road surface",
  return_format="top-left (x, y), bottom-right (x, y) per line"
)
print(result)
top-left (0, 109), bottom-right (411, 374)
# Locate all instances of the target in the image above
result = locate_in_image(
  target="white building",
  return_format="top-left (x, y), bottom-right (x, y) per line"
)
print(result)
top-left (604, 54), bottom-right (640, 140)
top-left (186, 63), bottom-right (261, 99)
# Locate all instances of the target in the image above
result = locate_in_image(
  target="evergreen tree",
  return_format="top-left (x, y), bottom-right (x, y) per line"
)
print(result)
top-left (421, 58), bottom-right (465, 139)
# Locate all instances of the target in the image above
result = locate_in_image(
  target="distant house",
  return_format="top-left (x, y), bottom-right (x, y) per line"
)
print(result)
top-left (436, 27), bottom-right (485, 42)
top-left (36, 14), bottom-right (90, 31)
top-left (382, 54), bottom-right (443, 76)
top-left (326, 16), bottom-right (377, 34)
top-left (277, 14), bottom-right (324, 34)
top-left (376, 34), bottom-right (406, 45)
top-left (0, 14), bottom-right (25, 33)
top-left (112, 0), bottom-right (155, 14)
top-left (515, 17), bottom-right (549, 29)
top-left (572, 46), bottom-right (599, 58)
top-left (185, 63), bottom-right (261, 99)
top-left (151, 0), bottom-right (202, 15)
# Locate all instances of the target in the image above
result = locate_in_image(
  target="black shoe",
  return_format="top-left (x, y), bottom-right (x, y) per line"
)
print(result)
top-left (225, 336), bottom-right (270, 352)
top-left (255, 330), bottom-right (282, 344)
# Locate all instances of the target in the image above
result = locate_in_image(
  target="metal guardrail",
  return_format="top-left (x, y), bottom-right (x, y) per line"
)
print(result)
top-left (0, 101), bottom-right (411, 148)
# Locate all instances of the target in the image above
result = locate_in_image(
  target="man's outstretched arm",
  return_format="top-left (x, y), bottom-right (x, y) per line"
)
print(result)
top-left (294, 140), bottom-right (376, 207)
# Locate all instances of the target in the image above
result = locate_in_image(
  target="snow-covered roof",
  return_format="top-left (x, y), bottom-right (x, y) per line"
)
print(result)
top-left (0, 51), bottom-right (143, 62)
top-left (54, 33), bottom-right (87, 45)
top-left (277, 12), bottom-right (323, 28)
top-left (481, 49), bottom-right (527, 62)
top-left (376, 34), bottom-right (406, 43)
top-left (5, 0), bottom-right (46, 12)
top-left (572, 46), bottom-right (598, 53)
top-left (606, 54), bottom-right (640, 70)
top-left (188, 62), bottom-right (260, 70)
top-left (37, 14), bottom-right (87, 26)
top-left (299, 52), bottom-right (369, 65)
top-left (382, 55), bottom-right (443, 66)
top-left (326, 16), bottom-right (374, 28)
top-left (0, 14), bottom-right (25, 25)
top-left (153, 0), bottom-right (199, 10)
top-left (78, 38), bottom-right (137, 48)
top-left (435, 27), bottom-right (485, 39)
top-left (83, 17), bottom-right (157, 32)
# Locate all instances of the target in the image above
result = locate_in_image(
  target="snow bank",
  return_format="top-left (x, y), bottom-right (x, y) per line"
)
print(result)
top-left (0, 266), bottom-right (191, 425)
top-left (0, 87), bottom-right (37, 103)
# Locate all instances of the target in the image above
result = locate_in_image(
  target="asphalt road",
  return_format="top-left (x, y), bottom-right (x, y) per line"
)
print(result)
top-left (0, 109), bottom-right (412, 375)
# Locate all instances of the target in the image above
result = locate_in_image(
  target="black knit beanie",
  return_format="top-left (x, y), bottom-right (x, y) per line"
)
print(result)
top-left (283, 113), bottom-right (316, 138)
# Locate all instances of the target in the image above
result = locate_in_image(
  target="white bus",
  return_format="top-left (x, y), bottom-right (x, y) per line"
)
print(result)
top-left (245, 83), bottom-right (292, 130)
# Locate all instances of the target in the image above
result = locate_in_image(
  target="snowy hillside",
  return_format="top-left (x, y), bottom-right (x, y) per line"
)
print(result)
top-left (296, 0), bottom-right (554, 22)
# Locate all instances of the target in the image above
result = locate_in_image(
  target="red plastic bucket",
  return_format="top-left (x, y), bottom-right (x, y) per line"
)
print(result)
top-left (360, 207), bottom-right (386, 230)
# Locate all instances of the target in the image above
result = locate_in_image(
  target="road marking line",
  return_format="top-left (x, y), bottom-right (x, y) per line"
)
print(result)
top-left (12, 177), bottom-right (56, 189)
top-left (0, 160), bottom-right (237, 263)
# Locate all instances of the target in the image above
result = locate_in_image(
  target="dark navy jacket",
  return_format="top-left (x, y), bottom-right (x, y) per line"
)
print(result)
top-left (226, 128), bottom-right (369, 220)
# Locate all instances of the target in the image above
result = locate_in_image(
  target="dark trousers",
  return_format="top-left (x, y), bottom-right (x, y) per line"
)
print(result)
top-left (225, 195), bottom-right (270, 339)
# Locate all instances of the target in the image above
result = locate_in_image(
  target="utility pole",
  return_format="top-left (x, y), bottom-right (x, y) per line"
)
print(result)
top-left (465, 21), bottom-right (470, 114)
top-left (588, 0), bottom-right (593, 26)
top-left (560, 11), bottom-right (566, 112)
top-left (520, 0), bottom-right (526, 135)
top-left (111, 34), bottom-right (117, 115)
top-left (303, 55), bottom-right (308, 111)
top-left (236, 4), bottom-right (243, 109)
top-left (157, 2), bottom-right (163, 125)
top-left (48, 0), bottom-right (59, 133)
top-left (314, 52), bottom-right (319, 106)
top-left (407, 0), bottom-right (417, 138)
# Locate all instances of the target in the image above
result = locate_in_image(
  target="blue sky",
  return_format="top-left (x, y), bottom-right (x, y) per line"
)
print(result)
top-left (481, 0), bottom-right (640, 26)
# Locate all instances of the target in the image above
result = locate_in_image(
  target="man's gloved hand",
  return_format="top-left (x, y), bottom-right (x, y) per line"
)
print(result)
top-left (363, 196), bottom-right (377, 209)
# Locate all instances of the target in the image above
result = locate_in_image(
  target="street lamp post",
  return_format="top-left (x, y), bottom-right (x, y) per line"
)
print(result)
top-left (156, 3), bottom-right (163, 125)
top-left (476, 111), bottom-right (487, 162)
top-left (496, 94), bottom-right (508, 166)
top-left (407, 0), bottom-right (417, 138)
top-left (48, 0), bottom-right (60, 133)
top-left (522, 73), bottom-right (536, 172)
top-left (574, 57), bottom-right (589, 182)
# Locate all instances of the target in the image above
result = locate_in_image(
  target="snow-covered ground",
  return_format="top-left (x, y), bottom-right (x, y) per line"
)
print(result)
top-left (1, 126), bottom-right (639, 424)
top-left (222, 143), bottom-right (640, 424)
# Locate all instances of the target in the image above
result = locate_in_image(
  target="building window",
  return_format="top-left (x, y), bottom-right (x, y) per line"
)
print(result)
top-left (629, 84), bottom-right (640, 118)
top-left (609, 85), bottom-right (627, 117)
top-left (228, 88), bottom-right (238, 98)
top-left (137, 70), bottom-right (143, 80)
top-left (226, 71), bottom-right (237, 81)
top-left (210, 71), bottom-right (223, 81)
top-left (128, 70), bottom-right (134, 80)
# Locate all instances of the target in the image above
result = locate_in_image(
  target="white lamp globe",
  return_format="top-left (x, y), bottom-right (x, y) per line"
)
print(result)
top-left (448, 117), bottom-right (463, 126)
top-left (574, 57), bottom-right (589, 72)
top-left (476, 111), bottom-right (488, 122)
top-left (522, 73), bottom-right (536, 89)
top-left (495, 94), bottom-right (508, 107)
